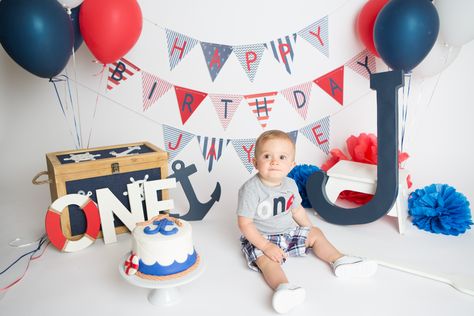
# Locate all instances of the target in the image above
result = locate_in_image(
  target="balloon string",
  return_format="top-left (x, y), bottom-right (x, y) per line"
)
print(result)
top-left (86, 65), bottom-right (106, 149)
top-left (0, 236), bottom-right (50, 293)
top-left (49, 77), bottom-right (80, 149)
top-left (63, 71), bottom-right (82, 149)
top-left (400, 72), bottom-right (412, 154)
top-left (70, 33), bottom-right (83, 148)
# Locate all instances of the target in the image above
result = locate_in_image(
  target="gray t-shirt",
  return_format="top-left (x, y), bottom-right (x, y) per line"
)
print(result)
top-left (237, 174), bottom-right (302, 235)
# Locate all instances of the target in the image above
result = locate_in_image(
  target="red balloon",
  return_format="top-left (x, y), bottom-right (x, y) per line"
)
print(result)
top-left (356, 0), bottom-right (389, 57)
top-left (79, 0), bottom-right (142, 64)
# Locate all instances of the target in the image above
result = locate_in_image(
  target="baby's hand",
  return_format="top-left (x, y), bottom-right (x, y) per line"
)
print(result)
top-left (262, 242), bottom-right (287, 263)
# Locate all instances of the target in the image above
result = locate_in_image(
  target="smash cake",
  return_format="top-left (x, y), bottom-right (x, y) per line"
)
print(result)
top-left (124, 214), bottom-right (200, 280)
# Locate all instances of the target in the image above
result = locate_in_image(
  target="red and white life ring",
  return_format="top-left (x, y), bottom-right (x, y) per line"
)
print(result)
top-left (124, 253), bottom-right (139, 275)
top-left (45, 194), bottom-right (100, 252)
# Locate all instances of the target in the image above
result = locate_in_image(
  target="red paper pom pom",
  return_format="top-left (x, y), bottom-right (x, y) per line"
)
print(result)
top-left (323, 133), bottom-right (411, 205)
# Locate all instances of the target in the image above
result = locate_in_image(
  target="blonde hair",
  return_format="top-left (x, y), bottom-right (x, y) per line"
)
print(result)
top-left (254, 130), bottom-right (295, 157)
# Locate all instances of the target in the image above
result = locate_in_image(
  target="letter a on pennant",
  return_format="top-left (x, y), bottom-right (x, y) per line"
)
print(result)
top-left (174, 86), bottom-right (208, 124)
top-left (314, 66), bottom-right (344, 106)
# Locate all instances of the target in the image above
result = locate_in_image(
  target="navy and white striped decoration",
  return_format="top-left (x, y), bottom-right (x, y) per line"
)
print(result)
top-left (162, 124), bottom-right (195, 160)
top-left (231, 138), bottom-right (256, 173)
top-left (141, 71), bottom-right (173, 111)
top-left (300, 116), bottom-right (330, 154)
top-left (166, 29), bottom-right (199, 70)
top-left (265, 34), bottom-right (298, 74)
top-left (197, 136), bottom-right (230, 172)
top-left (298, 16), bottom-right (329, 58)
top-left (233, 44), bottom-right (266, 82)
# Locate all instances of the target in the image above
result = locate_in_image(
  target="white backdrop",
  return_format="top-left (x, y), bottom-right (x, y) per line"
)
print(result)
top-left (0, 0), bottom-right (473, 238)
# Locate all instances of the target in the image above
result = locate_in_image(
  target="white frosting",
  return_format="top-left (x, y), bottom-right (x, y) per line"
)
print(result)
top-left (132, 219), bottom-right (194, 266)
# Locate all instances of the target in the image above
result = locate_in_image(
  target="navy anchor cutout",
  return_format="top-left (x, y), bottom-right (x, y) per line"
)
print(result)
top-left (168, 160), bottom-right (221, 220)
top-left (306, 70), bottom-right (404, 224)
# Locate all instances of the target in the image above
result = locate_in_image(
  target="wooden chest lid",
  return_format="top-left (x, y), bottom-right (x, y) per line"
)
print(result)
top-left (46, 141), bottom-right (168, 175)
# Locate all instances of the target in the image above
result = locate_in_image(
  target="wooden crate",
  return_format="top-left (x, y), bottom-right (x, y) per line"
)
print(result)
top-left (45, 141), bottom-right (169, 240)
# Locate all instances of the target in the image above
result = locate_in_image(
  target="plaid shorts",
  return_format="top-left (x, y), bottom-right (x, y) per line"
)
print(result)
top-left (240, 226), bottom-right (311, 272)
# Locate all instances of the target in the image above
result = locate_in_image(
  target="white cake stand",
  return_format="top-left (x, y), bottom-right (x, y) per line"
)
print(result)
top-left (119, 255), bottom-right (204, 306)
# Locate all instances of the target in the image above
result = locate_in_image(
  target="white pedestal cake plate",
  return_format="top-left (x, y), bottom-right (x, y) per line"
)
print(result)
top-left (119, 254), bottom-right (204, 306)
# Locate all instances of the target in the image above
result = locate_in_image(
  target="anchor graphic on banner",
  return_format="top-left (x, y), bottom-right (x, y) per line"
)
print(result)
top-left (168, 160), bottom-right (221, 220)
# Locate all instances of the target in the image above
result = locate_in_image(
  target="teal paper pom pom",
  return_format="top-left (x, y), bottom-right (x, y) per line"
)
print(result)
top-left (408, 184), bottom-right (472, 236)
top-left (288, 164), bottom-right (320, 208)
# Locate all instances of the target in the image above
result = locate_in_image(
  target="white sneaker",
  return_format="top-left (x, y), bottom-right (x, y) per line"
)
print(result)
top-left (272, 283), bottom-right (306, 314)
top-left (332, 255), bottom-right (378, 278)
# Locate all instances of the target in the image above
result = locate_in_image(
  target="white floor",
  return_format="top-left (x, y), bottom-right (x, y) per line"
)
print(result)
top-left (1, 205), bottom-right (473, 316)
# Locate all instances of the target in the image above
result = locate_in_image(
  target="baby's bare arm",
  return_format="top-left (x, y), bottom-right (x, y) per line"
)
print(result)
top-left (291, 205), bottom-right (312, 227)
top-left (238, 216), bottom-right (286, 263)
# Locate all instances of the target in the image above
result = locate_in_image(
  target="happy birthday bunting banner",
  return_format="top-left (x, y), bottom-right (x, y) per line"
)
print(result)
top-left (233, 44), bottom-right (266, 82)
top-left (265, 34), bottom-right (298, 74)
top-left (141, 72), bottom-right (173, 111)
top-left (197, 136), bottom-right (230, 172)
top-left (232, 138), bottom-right (256, 173)
top-left (162, 125), bottom-right (195, 160)
top-left (287, 130), bottom-right (299, 144)
top-left (166, 29), bottom-right (199, 70)
top-left (209, 94), bottom-right (243, 130)
top-left (345, 49), bottom-right (376, 80)
top-left (280, 82), bottom-right (313, 120)
top-left (314, 66), bottom-right (344, 106)
top-left (200, 42), bottom-right (233, 81)
top-left (300, 116), bottom-right (331, 154)
top-left (244, 91), bottom-right (278, 129)
top-left (174, 86), bottom-right (208, 124)
top-left (107, 58), bottom-right (141, 91)
top-left (298, 16), bottom-right (329, 58)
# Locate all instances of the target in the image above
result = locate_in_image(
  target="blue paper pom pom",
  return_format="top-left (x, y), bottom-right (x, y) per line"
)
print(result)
top-left (287, 164), bottom-right (320, 208)
top-left (408, 184), bottom-right (472, 236)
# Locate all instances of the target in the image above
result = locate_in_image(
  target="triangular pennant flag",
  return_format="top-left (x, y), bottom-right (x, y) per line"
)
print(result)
top-left (244, 91), bottom-right (278, 129)
top-left (265, 34), bottom-right (298, 74)
top-left (174, 86), bottom-right (208, 124)
top-left (287, 130), bottom-right (298, 145)
top-left (200, 42), bottom-right (233, 81)
top-left (107, 58), bottom-right (141, 90)
top-left (314, 66), bottom-right (344, 106)
top-left (298, 16), bottom-right (329, 58)
top-left (209, 94), bottom-right (243, 130)
top-left (345, 49), bottom-right (376, 80)
top-left (280, 82), bottom-right (313, 120)
top-left (166, 29), bottom-right (199, 70)
top-left (232, 138), bottom-right (256, 173)
top-left (162, 125), bottom-right (195, 160)
top-left (300, 116), bottom-right (331, 154)
top-left (233, 44), bottom-right (266, 82)
top-left (141, 72), bottom-right (173, 111)
top-left (197, 136), bottom-right (230, 172)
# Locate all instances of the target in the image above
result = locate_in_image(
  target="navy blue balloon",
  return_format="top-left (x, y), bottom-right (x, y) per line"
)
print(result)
top-left (70, 5), bottom-right (84, 52)
top-left (374, 0), bottom-right (439, 72)
top-left (0, 0), bottom-right (73, 78)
